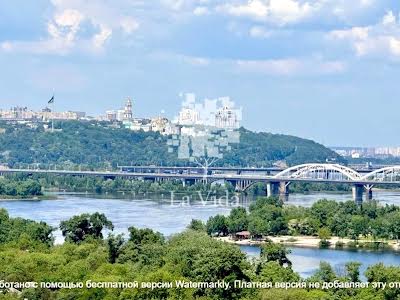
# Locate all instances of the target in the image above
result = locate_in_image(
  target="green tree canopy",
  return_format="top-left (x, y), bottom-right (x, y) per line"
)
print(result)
top-left (60, 212), bottom-right (114, 243)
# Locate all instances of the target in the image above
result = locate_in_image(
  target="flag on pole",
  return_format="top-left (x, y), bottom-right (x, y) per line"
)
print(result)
top-left (48, 95), bottom-right (54, 104)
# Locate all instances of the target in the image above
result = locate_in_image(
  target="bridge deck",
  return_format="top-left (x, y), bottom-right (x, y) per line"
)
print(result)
top-left (0, 168), bottom-right (398, 186)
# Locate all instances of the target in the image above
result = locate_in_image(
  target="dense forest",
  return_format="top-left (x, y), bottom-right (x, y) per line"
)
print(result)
top-left (0, 208), bottom-right (400, 299)
top-left (202, 197), bottom-right (400, 249)
top-left (0, 120), bottom-right (343, 169)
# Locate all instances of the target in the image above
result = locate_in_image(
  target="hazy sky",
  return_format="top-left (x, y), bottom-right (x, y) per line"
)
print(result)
top-left (1, 0), bottom-right (400, 146)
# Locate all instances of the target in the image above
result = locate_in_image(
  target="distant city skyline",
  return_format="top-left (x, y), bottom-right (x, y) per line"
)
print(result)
top-left (1, 1), bottom-right (400, 146)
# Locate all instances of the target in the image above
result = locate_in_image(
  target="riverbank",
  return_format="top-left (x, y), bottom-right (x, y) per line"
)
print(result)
top-left (217, 235), bottom-right (400, 252)
top-left (0, 194), bottom-right (56, 201)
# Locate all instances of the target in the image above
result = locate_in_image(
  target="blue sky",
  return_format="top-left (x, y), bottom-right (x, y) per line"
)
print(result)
top-left (1, 0), bottom-right (400, 146)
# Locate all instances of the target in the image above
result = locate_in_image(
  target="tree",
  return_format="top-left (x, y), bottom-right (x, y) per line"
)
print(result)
top-left (387, 211), bottom-right (400, 242)
top-left (365, 263), bottom-right (400, 299)
top-left (128, 226), bottom-right (165, 245)
top-left (318, 227), bottom-right (331, 241)
top-left (310, 261), bottom-right (336, 282)
top-left (187, 219), bottom-right (205, 231)
top-left (310, 199), bottom-right (339, 228)
top-left (260, 241), bottom-right (292, 267)
top-left (258, 261), bottom-right (300, 283)
top-left (107, 233), bottom-right (125, 263)
top-left (249, 197), bottom-right (282, 211)
top-left (330, 213), bottom-right (349, 239)
top-left (348, 215), bottom-right (368, 241)
top-left (13, 219), bottom-right (54, 246)
top-left (165, 231), bottom-right (249, 300)
top-left (206, 215), bottom-right (228, 236)
top-left (346, 262), bottom-right (362, 282)
top-left (0, 209), bottom-right (54, 246)
top-left (248, 205), bottom-right (286, 236)
top-left (60, 212), bottom-right (114, 243)
top-left (227, 207), bottom-right (248, 234)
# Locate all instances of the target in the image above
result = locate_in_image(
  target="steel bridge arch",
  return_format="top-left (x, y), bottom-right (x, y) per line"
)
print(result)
top-left (361, 166), bottom-right (400, 182)
top-left (274, 163), bottom-right (362, 181)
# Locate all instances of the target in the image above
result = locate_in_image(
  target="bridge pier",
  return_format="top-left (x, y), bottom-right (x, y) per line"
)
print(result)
top-left (365, 185), bottom-right (373, 201)
top-left (352, 184), bottom-right (374, 204)
top-left (267, 181), bottom-right (290, 202)
top-left (352, 184), bottom-right (364, 205)
top-left (267, 182), bottom-right (279, 198)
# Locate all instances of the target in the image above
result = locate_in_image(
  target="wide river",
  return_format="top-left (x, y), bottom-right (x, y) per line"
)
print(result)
top-left (1, 190), bottom-right (400, 278)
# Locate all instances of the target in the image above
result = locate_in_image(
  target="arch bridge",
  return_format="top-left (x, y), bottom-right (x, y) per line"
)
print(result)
top-left (233, 163), bottom-right (400, 204)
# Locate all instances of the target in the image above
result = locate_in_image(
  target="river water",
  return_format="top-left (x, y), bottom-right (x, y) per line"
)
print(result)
top-left (0, 190), bottom-right (399, 277)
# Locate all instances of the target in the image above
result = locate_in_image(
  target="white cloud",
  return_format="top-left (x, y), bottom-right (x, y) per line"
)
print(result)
top-left (237, 58), bottom-right (346, 75)
top-left (382, 10), bottom-right (396, 26)
top-left (212, 0), bottom-right (386, 30)
top-left (54, 8), bottom-right (84, 28)
top-left (92, 26), bottom-right (113, 49)
top-left (328, 10), bottom-right (400, 59)
top-left (47, 9), bottom-right (84, 48)
top-left (216, 0), bottom-right (315, 25)
top-left (193, 6), bottom-right (209, 16)
top-left (1, 0), bottom-right (140, 55)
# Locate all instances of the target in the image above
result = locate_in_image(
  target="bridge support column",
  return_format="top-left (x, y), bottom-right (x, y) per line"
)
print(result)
top-left (267, 181), bottom-right (290, 202)
top-left (279, 182), bottom-right (290, 202)
top-left (352, 184), bottom-right (364, 205)
top-left (365, 185), bottom-right (373, 201)
top-left (267, 182), bottom-right (280, 198)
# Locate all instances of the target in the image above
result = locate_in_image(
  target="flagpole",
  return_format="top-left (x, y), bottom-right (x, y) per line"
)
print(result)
top-left (51, 91), bottom-right (54, 133)
top-left (51, 101), bottom-right (54, 133)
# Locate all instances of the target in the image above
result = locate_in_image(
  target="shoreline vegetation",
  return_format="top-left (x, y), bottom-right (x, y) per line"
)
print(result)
top-left (191, 196), bottom-right (400, 254)
top-left (1, 209), bottom-right (400, 299)
top-left (0, 177), bottom-right (43, 199)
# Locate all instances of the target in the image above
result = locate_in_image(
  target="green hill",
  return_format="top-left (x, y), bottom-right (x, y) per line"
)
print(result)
top-left (0, 121), bottom-right (343, 169)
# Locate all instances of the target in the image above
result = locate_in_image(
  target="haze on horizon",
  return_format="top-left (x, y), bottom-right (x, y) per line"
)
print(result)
top-left (0, 0), bottom-right (399, 147)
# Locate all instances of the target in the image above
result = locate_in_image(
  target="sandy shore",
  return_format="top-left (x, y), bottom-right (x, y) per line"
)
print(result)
top-left (217, 235), bottom-right (400, 251)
